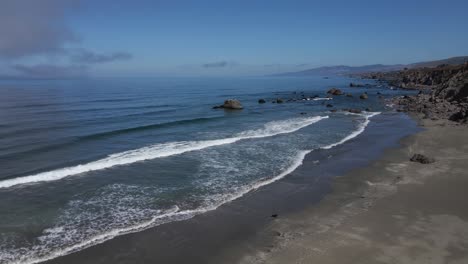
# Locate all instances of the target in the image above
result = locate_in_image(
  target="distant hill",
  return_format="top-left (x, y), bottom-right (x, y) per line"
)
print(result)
top-left (408, 56), bottom-right (468, 68)
top-left (273, 56), bottom-right (468, 77)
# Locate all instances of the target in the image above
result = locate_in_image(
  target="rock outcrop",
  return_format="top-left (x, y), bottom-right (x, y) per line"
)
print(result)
top-left (359, 63), bottom-right (468, 123)
top-left (391, 64), bottom-right (468, 122)
top-left (213, 99), bottom-right (243, 110)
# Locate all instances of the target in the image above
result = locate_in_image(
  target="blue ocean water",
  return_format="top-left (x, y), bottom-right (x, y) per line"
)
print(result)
top-left (0, 76), bottom-right (405, 263)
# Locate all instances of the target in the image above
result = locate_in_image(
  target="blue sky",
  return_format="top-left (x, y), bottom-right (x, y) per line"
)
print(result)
top-left (1, 0), bottom-right (468, 77)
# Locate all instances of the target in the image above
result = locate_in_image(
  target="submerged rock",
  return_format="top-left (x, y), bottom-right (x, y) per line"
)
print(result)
top-left (360, 93), bottom-right (368, 99)
top-left (350, 82), bottom-right (364, 87)
top-left (410, 154), bottom-right (435, 164)
top-left (258, 99), bottom-right (266, 104)
top-left (348, 108), bottom-right (362, 114)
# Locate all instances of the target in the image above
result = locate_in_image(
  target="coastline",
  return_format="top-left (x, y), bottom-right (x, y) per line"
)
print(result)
top-left (237, 114), bottom-right (468, 264)
top-left (41, 111), bottom-right (420, 264)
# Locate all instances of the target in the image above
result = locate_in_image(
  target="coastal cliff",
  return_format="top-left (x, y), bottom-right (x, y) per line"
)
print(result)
top-left (359, 63), bottom-right (468, 123)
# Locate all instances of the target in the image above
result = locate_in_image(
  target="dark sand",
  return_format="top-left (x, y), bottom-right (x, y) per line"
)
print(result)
top-left (44, 113), bottom-right (420, 264)
top-left (238, 117), bottom-right (468, 264)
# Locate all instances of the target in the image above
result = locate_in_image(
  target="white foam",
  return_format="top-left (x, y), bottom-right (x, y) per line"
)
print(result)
top-left (3, 150), bottom-right (310, 264)
top-left (313, 97), bottom-right (332, 101)
top-left (321, 112), bottom-right (380, 150)
top-left (0, 116), bottom-right (328, 189)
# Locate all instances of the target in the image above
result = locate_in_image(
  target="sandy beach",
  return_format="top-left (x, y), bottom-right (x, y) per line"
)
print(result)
top-left (239, 116), bottom-right (468, 264)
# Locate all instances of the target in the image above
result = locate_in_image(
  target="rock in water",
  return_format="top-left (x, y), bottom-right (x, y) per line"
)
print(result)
top-left (258, 99), bottom-right (266, 104)
top-left (223, 99), bottom-right (243, 109)
top-left (360, 93), bottom-right (368, 99)
top-left (410, 154), bottom-right (435, 164)
top-left (213, 99), bottom-right (243, 109)
top-left (327, 88), bottom-right (344, 95)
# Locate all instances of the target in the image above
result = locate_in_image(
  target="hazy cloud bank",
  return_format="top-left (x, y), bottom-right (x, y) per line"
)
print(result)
top-left (0, 0), bottom-right (132, 78)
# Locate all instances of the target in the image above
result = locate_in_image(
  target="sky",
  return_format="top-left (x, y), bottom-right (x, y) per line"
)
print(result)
top-left (0, 0), bottom-right (468, 78)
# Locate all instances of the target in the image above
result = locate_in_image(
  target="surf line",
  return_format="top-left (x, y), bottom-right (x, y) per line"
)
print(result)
top-left (0, 116), bottom-right (328, 189)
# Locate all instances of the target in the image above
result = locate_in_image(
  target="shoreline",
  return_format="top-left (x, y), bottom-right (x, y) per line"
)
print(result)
top-left (237, 115), bottom-right (468, 264)
top-left (41, 111), bottom-right (420, 264)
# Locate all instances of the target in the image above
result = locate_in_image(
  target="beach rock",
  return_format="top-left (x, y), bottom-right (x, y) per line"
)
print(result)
top-left (326, 104), bottom-right (333, 108)
top-left (327, 88), bottom-right (344, 95)
top-left (258, 99), bottom-right (266, 104)
top-left (360, 93), bottom-right (368, 99)
top-left (346, 93), bottom-right (353, 97)
top-left (330, 109), bottom-right (337, 112)
top-left (410, 154), bottom-right (435, 164)
top-left (276, 98), bottom-right (284, 103)
top-left (271, 214), bottom-right (278, 218)
top-left (214, 99), bottom-right (243, 110)
top-left (365, 107), bottom-right (371, 112)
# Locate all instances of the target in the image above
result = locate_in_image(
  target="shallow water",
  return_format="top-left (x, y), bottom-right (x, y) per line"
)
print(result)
top-left (0, 76), bottom-right (409, 264)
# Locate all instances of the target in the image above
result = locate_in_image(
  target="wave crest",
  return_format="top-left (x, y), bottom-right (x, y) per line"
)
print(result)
top-left (0, 116), bottom-right (328, 189)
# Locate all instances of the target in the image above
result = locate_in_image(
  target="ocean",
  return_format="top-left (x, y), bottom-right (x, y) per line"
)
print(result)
top-left (0, 76), bottom-right (408, 264)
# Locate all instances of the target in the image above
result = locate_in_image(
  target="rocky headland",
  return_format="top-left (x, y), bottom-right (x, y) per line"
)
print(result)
top-left (358, 63), bottom-right (468, 123)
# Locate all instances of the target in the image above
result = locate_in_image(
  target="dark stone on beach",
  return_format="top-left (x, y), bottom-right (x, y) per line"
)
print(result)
top-left (330, 109), bottom-right (337, 112)
top-left (346, 93), bottom-right (353, 97)
top-left (258, 99), bottom-right (266, 104)
top-left (327, 88), bottom-right (344, 95)
top-left (276, 98), bottom-right (284, 103)
top-left (365, 107), bottom-right (371, 111)
top-left (271, 214), bottom-right (278, 218)
top-left (213, 99), bottom-right (243, 110)
top-left (410, 154), bottom-right (435, 164)
top-left (360, 93), bottom-right (368, 99)
top-left (377, 92), bottom-right (382, 95)
top-left (300, 112), bottom-right (307, 115)
top-left (326, 104), bottom-right (333, 108)
top-left (348, 108), bottom-right (362, 114)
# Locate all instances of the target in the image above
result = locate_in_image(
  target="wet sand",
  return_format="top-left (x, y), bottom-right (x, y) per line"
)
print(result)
top-left (239, 117), bottom-right (468, 264)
